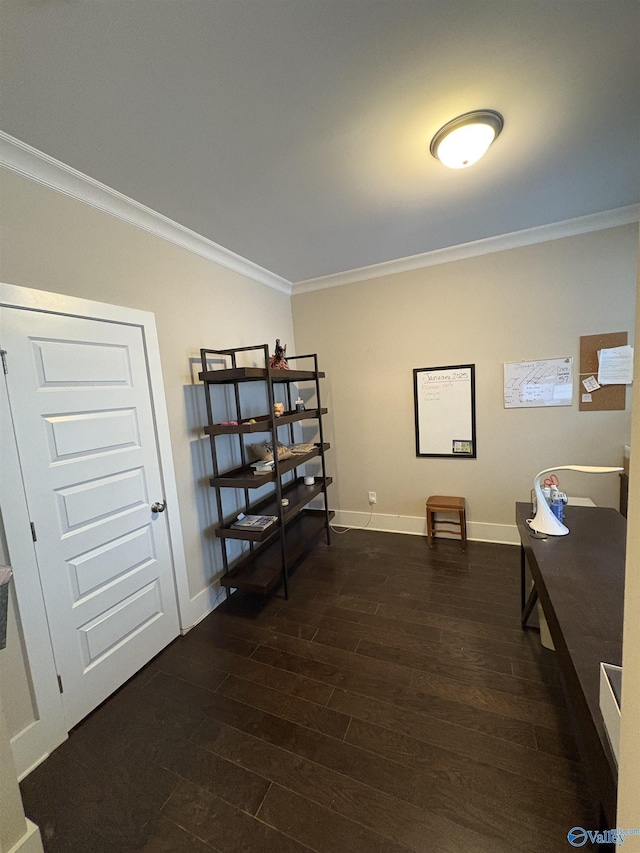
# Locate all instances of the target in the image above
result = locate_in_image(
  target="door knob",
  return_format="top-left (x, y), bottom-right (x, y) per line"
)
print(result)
top-left (151, 500), bottom-right (166, 513)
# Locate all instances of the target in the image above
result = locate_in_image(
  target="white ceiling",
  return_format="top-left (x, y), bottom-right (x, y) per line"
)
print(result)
top-left (1, 0), bottom-right (639, 284)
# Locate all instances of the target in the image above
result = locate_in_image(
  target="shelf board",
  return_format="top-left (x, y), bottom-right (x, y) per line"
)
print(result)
top-left (199, 366), bottom-right (324, 384)
top-left (209, 443), bottom-right (330, 489)
top-left (269, 368), bottom-right (325, 383)
top-left (219, 509), bottom-right (333, 595)
top-left (215, 476), bottom-right (332, 541)
top-left (205, 408), bottom-right (327, 436)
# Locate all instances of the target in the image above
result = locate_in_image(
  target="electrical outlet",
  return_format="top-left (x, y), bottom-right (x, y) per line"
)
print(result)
top-left (368, 491), bottom-right (377, 505)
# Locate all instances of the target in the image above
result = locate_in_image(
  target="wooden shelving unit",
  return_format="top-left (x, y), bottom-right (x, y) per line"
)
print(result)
top-left (199, 344), bottom-right (332, 598)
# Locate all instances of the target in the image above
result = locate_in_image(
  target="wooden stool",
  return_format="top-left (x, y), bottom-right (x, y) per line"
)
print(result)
top-left (426, 496), bottom-right (467, 551)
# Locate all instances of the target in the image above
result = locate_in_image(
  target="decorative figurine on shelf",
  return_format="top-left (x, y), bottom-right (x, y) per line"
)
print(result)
top-left (273, 402), bottom-right (285, 418)
top-left (269, 338), bottom-right (289, 370)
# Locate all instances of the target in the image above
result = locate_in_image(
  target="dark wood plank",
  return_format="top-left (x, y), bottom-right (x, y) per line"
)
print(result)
top-left (195, 716), bottom-right (419, 805)
top-left (312, 626), bottom-right (361, 651)
top-left (252, 644), bottom-right (539, 748)
top-left (103, 675), bottom-right (211, 740)
top-left (199, 719), bottom-right (419, 816)
top-left (356, 637), bottom-right (562, 704)
top-left (202, 609), bottom-right (317, 643)
top-left (511, 657), bottom-right (565, 687)
top-left (258, 630), bottom-right (414, 686)
top-left (191, 718), bottom-right (516, 853)
top-left (62, 696), bottom-right (270, 816)
top-left (161, 778), bottom-right (307, 853)
top-left (377, 602), bottom-right (540, 646)
top-left (276, 605), bottom-right (480, 658)
top-left (277, 601), bottom-right (442, 645)
top-left (163, 631), bottom-right (334, 705)
top-left (409, 763), bottom-right (590, 852)
top-left (534, 723), bottom-right (582, 762)
top-left (217, 673), bottom-right (350, 739)
top-left (409, 669), bottom-right (569, 731)
top-left (383, 571), bottom-right (521, 604)
top-left (426, 586), bottom-right (519, 615)
top-left (346, 717), bottom-right (593, 827)
top-left (257, 783), bottom-right (389, 853)
top-left (329, 687), bottom-right (584, 789)
top-left (356, 634), bottom-right (516, 677)
top-left (140, 815), bottom-right (219, 852)
top-left (312, 590), bottom-right (380, 613)
top-left (300, 562), bottom-right (390, 585)
top-left (147, 642), bottom-right (229, 693)
top-left (341, 584), bottom-right (520, 628)
top-left (439, 626), bottom-right (553, 665)
top-left (187, 622), bottom-right (258, 657)
top-left (20, 735), bottom-right (181, 853)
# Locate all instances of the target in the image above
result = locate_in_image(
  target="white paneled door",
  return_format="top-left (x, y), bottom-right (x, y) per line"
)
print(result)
top-left (1, 307), bottom-right (179, 730)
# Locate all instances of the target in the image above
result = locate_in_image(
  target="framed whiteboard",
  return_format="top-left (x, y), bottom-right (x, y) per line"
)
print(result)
top-left (504, 358), bottom-right (573, 408)
top-left (413, 364), bottom-right (476, 458)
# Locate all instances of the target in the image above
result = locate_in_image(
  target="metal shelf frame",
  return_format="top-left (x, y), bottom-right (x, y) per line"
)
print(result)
top-left (199, 344), bottom-right (331, 598)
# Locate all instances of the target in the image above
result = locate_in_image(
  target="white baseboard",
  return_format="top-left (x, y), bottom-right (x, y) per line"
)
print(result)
top-left (331, 510), bottom-right (520, 546)
top-left (180, 581), bottom-right (227, 633)
top-left (15, 749), bottom-right (53, 784)
top-left (7, 820), bottom-right (44, 853)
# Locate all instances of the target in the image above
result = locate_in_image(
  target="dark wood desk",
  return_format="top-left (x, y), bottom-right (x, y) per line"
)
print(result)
top-left (516, 502), bottom-right (625, 829)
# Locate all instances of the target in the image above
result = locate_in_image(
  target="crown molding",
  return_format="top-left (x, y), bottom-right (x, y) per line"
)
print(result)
top-left (293, 205), bottom-right (640, 294)
top-left (2, 131), bottom-right (637, 297)
top-left (0, 131), bottom-right (292, 295)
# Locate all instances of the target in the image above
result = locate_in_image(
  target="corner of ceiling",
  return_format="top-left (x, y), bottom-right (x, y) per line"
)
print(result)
top-left (0, 131), bottom-right (293, 296)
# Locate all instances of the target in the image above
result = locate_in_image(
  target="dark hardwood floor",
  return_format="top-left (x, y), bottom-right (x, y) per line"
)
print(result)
top-left (20, 530), bottom-right (598, 852)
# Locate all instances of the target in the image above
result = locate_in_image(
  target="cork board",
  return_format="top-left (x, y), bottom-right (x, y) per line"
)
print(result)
top-left (579, 332), bottom-right (627, 411)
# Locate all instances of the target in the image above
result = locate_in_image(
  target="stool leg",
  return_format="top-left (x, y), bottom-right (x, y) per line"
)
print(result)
top-left (460, 508), bottom-right (467, 552)
top-left (426, 508), bottom-right (433, 548)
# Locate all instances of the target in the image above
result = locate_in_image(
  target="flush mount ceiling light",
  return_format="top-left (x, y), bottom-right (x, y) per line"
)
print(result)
top-left (430, 109), bottom-right (504, 169)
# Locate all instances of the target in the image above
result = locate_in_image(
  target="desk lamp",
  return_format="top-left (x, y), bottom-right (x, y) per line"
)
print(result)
top-left (529, 465), bottom-right (623, 536)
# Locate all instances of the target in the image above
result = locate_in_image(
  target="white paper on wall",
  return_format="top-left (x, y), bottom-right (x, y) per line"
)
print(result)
top-left (597, 345), bottom-right (634, 385)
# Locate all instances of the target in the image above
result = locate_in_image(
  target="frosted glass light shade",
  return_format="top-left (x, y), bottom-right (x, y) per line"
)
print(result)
top-left (435, 123), bottom-right (496, 169)
top-left (528, 465), bottom-right (623, 536)
top-left (430, 110), bottom-right (504, 169)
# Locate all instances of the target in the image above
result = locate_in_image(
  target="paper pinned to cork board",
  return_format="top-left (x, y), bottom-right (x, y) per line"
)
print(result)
top-left (579, 332), bottom-right (628, 411)
top-left (582, 375), bottom-right (600, 393)
top-left (597, 345), bottom-right (634, 385)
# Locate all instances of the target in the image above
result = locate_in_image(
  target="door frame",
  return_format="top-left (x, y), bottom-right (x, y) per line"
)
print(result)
top-left (0, 282), bottom-right (190, 777)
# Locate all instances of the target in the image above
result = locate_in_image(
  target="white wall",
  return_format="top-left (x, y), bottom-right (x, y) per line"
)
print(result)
top-left (292, 225), bottom-right (638, 541)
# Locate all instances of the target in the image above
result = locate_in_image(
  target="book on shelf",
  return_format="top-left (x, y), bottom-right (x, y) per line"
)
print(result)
top-left (251, 460), bottom-right (275, 475)
top-left (230, 515), bottom-right (278, 531)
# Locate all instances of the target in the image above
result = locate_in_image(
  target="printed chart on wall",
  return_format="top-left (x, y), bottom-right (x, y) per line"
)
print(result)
top-left (414, 364), bottom-right (476, 458)
top-left (504, 358), bottom-right (573, 408)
